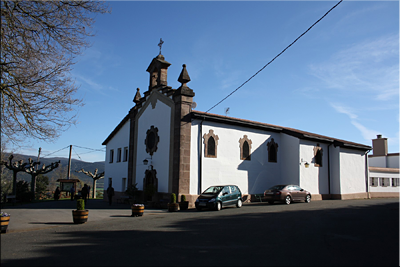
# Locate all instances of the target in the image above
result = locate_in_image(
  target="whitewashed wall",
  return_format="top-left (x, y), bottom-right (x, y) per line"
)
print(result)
top-left (369, 154), bottom-right (399, 169)
top-left (280, 133), bottom-right (300, 185)
top-left (387, 154), bottom-right (399, 168)
top-left (135, 94), bottom-right (172, 193)
top-left (339, 148), bottom-right (367, 194)
top-left (104, 120), bottom-right (130, 193)
top-left (329, 145), bottom-right (341, 195)
top-left (369, 170), bottom-right (399, 193)
top-left (299, 141), bottom-right (329, 195)
top-left (369, 157), bottom-right (387, 168)
top-left (190, 121), bottom-right (200, 195)
top-left (190, 120), bottom-right (281, 195)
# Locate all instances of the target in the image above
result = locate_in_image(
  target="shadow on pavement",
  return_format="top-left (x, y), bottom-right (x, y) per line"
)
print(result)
top-left (28, 222), bottom-right (75, 225)
top-left (1, 201), bottom-right (398, 266)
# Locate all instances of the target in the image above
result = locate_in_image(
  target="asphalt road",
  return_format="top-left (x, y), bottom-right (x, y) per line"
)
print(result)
top-left (1, 198), bottom-right (399, 266)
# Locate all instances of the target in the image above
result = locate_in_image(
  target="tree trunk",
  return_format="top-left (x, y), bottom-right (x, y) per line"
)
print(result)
top-left (12, 171), bottom-right (17, 196)
top-left (30, 174), bottom-right (37, 198)
top-left (92, 180), bottom-right (97, 199)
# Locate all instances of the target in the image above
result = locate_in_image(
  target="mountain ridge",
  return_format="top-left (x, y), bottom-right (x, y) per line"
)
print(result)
top-left (2, 153), bottom-right (105, 186)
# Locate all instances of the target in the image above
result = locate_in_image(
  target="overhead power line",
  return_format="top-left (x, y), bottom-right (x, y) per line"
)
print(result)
top-left (205, 0), bottom-right (343, 114)
top-left (72, 147), bottom-right (82, 161)
top-left (40, 145), bottom-right (105, 159)
top-left (41, 146), bottom-right (70, 158)
top-left (73, 145), bottom-right (106, 152)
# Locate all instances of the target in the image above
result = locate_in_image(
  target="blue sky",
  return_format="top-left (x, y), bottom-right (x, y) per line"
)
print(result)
top-left (13, 0), bottom-right (399, 163)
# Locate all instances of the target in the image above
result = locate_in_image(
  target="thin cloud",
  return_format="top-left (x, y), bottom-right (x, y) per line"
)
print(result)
top-left (351, 121), bottom-right (379, 142)
top-left (330, 102), bottom-right (380, 143)
top-left (309, 35), bottom-right (399, 100)
top-left (74, 74), bottom-right (120, 96)
top-left (330, 103), bottom-right (358, 120)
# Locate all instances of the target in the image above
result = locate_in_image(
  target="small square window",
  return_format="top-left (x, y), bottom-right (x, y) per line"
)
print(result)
top-left (392, 178), bottom-right (399, 187)
top-left (109, 150), bottom-right (114, 163)
top-left (117, 148), bottom-right (121, 162)
top-left (380, 178), bottom-right (389, 187)
top-left (123, 147), bottom-right (128, 162)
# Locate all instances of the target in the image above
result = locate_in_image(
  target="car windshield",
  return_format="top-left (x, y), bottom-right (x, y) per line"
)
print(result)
top-left (203, 186), bottom-right (224, 194)
top-left (268, 185), bottom-right (287, 190)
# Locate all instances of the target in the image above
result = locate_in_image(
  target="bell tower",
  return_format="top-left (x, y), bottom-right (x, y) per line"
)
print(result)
top-left (146, 39), bottom-right (171, 91)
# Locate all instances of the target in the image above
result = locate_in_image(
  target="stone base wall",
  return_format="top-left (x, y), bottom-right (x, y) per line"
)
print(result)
top-left (331, 193), bottom-right (369, 200)
top-left (103, 190), bottom-right (126, 202)
top-left (312, 192), bottom-right (398, 200)
top-left (368, 192), bottom-right (399, 198)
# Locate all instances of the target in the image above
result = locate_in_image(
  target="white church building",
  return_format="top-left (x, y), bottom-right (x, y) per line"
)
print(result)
top-left (102, 53), bottom-right (375, 206)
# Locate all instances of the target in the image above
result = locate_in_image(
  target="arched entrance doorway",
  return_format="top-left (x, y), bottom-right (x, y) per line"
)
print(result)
top-left (143, 168), bottom-right (158, 202)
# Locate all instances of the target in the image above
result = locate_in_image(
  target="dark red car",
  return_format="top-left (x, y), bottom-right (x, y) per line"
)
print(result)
top-left (263, 184), bottom-right (311, 205)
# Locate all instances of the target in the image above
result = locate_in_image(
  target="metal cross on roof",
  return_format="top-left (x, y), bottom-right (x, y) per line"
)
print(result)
top-left (158, 38), bottom-right (164, 55)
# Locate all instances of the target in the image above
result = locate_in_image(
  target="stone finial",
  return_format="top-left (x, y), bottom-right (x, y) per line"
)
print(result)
top-left (133, 88), bottom-right (141, 103)
top-left (178, 64), bottom-right (191, 87)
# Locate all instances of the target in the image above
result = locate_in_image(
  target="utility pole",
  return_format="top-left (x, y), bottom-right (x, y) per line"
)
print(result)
top-left (67, 145), bottom-right (72, 179)
top-left (37, 148), bottom-right (41, 169)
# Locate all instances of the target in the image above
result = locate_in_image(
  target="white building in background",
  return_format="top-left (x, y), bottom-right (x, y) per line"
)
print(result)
top-left (102, 53), bottom-right (380, 206)
top-left (368, 135), bottom-right (399, 197)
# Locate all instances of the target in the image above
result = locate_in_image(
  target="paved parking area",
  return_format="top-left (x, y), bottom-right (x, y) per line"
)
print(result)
top-left (1, 199), bottom-right (166, 233)
top-left (1, 198), bottom-right (399, 266)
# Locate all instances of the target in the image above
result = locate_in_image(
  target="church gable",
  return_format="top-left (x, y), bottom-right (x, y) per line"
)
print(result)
top-left (128, 52), bottom-right (195, 198)
top-left (134, 90), bottom-right (175, 194)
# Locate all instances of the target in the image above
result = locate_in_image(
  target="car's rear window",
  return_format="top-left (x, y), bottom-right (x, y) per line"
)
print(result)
top-left (269, 185), bottom-right (286, 190)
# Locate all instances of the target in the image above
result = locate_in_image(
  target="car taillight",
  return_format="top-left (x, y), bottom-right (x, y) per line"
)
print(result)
top-left (275, 192), bottom-right (281, 195)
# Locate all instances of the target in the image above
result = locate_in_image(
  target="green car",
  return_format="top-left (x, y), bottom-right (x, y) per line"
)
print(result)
top-left (195, 185), bottom-right (243, 211)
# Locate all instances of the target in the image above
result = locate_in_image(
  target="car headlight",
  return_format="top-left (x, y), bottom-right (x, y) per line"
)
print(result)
top-left (209, 198), bottom-right (215, 202)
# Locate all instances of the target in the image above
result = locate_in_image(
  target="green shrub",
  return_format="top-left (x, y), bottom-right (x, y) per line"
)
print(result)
top-left (180, 194), bottom-right (186, 202)
top-left (35, 175), bottom-right (49, 200)
top-left (77, 199), bottom-right (85, 210)
top-left (170, 193), bottom-right (176, 204)
top-left (16, 181), bottom-right (34, 202)
top-left (125, 183), bottom-right (138, 198)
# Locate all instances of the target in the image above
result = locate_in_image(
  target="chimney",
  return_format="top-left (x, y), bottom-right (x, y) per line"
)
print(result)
top-left (372, 134), bottom-right (388, 156)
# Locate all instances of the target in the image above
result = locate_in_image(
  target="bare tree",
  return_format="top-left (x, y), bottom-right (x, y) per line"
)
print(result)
top-left (76, 168), bottom-right (104, 199)
top-left (0, 154), bottom-right (27, 197)
top-left (1, 1), bottom-right (109, 144)
top-left (24, 157), bottom-right (60, 197)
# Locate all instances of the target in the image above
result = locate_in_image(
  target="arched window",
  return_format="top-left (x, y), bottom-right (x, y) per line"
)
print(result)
top-left (314, 144), bottom-right (323, 167)
top-left (243, 141), bottom-right (250, 159)
top-left (203, 130), bottom-right (219, 158)
top-left (239, 135), bottom-right (252, 160)
top-left (267, 138), bottom-right (278, 163)
top-left (208, 137), bottom-right (216, 156)
top-left (269, 145), bottom-right (277, 162)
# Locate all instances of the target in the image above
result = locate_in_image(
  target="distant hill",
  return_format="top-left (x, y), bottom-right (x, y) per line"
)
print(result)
top-left (2, 153), bottom-right (105, 187)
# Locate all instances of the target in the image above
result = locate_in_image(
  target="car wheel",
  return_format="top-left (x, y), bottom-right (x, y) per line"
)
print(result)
top-left (236, 199), bottom-right (242, 208)
top-left (305, 194), bottom-right (311, 203)
top-left (285, 195), bottom-right (291, 205)
top-left (268, 200), bottom-right (274, 205)
top-left (196, 207), bottom-right (202, 211)
top-left (215, 202), bottom-right (222, 211)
